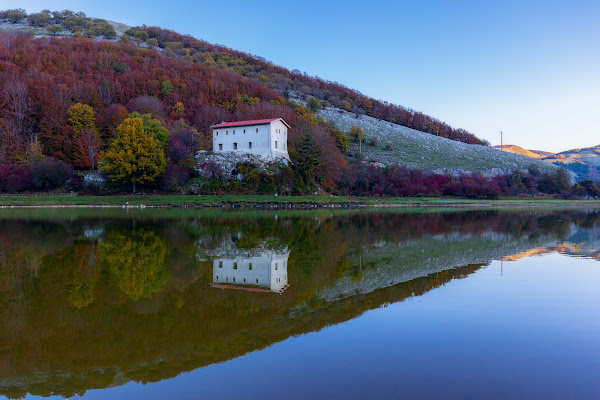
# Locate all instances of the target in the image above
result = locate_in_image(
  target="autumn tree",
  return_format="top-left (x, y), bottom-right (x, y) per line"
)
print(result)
top-left (349, 125), bottom-right (364, 143)
top-left (171, 102), bottom-right (185, 119)
top-left (126, 112), bottom-right (170, 148)
top-left (67, 103), bottom-right (97, 139)
top-left (99, 117), bottom-right (166, 193)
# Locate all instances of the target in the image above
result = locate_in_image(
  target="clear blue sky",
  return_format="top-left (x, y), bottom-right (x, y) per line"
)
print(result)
top-left (12, 0), bottom-right (600, 152)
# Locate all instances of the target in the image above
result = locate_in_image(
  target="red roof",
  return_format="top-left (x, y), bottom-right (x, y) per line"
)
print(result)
top-left (210, 118), bottom-right (290, 129)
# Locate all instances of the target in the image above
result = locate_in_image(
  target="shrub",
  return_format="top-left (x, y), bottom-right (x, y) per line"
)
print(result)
top-left (29, 157), bottom-right (73, 191)
top-left (166, 137), bottom-right (193, 164)
top-left (0, 164), bottom-right (32, 193)
top-left (160, 162), bottom-right (193, 192)
top-left (367, 137), bottom-right (378, 147)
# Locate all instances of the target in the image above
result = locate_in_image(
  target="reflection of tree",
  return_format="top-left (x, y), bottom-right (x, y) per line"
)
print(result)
top-left (100, 229), bottom-right (169, 300)
top-left (68, 273), bottom-right (96, 309)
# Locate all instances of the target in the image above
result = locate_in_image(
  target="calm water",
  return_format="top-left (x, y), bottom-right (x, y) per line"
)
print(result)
top-left (1, 208), bottom-right (599, 399)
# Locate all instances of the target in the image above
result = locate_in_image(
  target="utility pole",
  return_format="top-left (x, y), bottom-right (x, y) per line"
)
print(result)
top-left (359, 138), bottom-right (362, 158)
top-left (500, 131), bottom-right (503, 151)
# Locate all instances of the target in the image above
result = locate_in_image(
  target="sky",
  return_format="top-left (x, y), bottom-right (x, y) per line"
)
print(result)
top-left (8, 0), bottom-right (600, 152)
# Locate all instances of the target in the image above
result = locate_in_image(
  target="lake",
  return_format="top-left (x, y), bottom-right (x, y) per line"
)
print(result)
top-left (0, 208), bottom-right (599, 399)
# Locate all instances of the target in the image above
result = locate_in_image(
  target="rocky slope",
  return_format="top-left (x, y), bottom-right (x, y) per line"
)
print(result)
top-left (318, 107), bottom-right (560, 175)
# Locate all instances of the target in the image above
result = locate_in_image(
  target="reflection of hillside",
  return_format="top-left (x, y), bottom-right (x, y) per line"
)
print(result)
top-left (1, 209), bottom-right (600, 398)
top-left (500, 225), bottom-right (600, 261)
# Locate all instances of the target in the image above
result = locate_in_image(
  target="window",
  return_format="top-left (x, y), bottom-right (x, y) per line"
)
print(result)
top-left (233, 262), bottom-right (238, 269)
top-left (226, 130), bottom-right (228, 135)
top-left (216, 275), bottom-right (218, 280)
top-left (243, 129), bottom-right (246, 134)
top-left (219, 261), bottom-right (223, 268)
top-left (249, 263), bottom-right (253, 270)
top-left (275, 263), bottom-right (278, 270)
top-left (275, 141), bottom-right (278, 149)
top-left (218, 144), bottom-right (223, 150)
top-left (256, 128), bottom-right (258, 133)
top-left (233, 143), bottom-right (238, 150)
top-left (249, 142), bottom-right (252, 149)
top-left (233, 277), bottom-right (235, 282)
top-left (243, 278), bottom-right (246, 282)
top-left (216, 132), bottom-right (218, 136)
top-left (233, 130), bottom-right (235, 135)
top-left (256, 279), bottom-right (259, 283)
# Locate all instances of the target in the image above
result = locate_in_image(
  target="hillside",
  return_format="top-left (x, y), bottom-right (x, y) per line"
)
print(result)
top-left (0, 8), bottom-right (485, 146)
top-left (0, 8), bottom-right (585, 199)
top-left (318, 107), bottom-right (559, 175)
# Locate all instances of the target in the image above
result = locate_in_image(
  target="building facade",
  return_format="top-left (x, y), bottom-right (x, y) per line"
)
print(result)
top-left (210, 118), bottom-right (291, 161)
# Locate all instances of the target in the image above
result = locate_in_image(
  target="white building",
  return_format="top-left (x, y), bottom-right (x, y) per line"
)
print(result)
top-left (212, 250), bottom-right (290, 293)
top-left (210, 118), bottom-right (291, 161)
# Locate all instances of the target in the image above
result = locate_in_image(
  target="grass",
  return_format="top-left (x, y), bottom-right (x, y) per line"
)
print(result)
top-left (1, 194), bottom-right (600, 208)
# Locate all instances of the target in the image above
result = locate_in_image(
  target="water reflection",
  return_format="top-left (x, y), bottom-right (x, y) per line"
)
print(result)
top-left (0, 208), bottom-right (599, 398)
top-left (212, 250), bottom-right (290, 293)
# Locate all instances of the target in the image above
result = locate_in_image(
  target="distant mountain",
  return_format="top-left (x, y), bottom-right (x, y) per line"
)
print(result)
top-left (496, 144), bottom-right (600, 181)
top-left (492, 145), bottom-right (555, 159)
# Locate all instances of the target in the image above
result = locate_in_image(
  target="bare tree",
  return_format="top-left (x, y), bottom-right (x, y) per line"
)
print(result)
top-left (2, 73), bottom-right (33, 151)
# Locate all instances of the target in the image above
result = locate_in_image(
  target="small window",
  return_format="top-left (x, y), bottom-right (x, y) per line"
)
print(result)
top-left (233, 262), bottom-right (238, 269)
top-left (233, 277), bottom-right (235, 282)
top-left (216, 275), bottom-right (218, 280)
top-left (249, 142), bottom-right (252, 149)
top-left (233, 143), bottom-right (238, 150)
top-left (249, 263), bottom-right (253, 270)
top-left (233, 130), bottom-right (235, 135)
top-left (219, 144), bottom-right (223, 150)
top-left (243, 129), bottom-right (246, 134)
top-left (256, 128), bottom-right (258, 133)
top-left (216, 132), bottom-right (219, 136)
top-left (226, 130), bottom-right (228, 135)
top-left (219, 261), bottom-right (223, 268)
top-left (275, 141), bottom-right (278, 149)
top-left (256, 279), bottom-right (259, 283)
top-left (243, 278), bottom-right (246, 282)
top-left (275, 263), bottom-right (278, 270)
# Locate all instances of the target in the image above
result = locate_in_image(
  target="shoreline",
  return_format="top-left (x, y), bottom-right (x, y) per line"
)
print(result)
top-left (1, 195), bottom-right (600, 209)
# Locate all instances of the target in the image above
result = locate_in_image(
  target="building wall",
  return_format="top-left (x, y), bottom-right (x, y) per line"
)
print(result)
top-left (212, 121), bottom-right (290, 160)
top-left (212, 250), bottom-right (290, 293)
top-left (269, 120), bottom-right (290, 160)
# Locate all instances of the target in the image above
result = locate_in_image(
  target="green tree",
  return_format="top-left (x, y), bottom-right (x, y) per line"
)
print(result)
top-left (146, 38), bottom-right (158, 48)
top-left (349, 125), bottom-right (364, 143)
top-left (100, 229), bottom-right (169, 300)
top-left (47, 25), bottom-right (63, 35)
top-left (67, 103), bottom-right (97, 139)
top-left (7, 11), bottom-right (26, 24)
top-left (160, 80), bottom-right (174, 96)
top-left (99, 117), bottom-right (166, 193)
top-left (126, 112), bottom-right (170, 148)
top-left (306, 97), bottom-right (322, 113)
top-left (294, 134), bottom-right (322, 187)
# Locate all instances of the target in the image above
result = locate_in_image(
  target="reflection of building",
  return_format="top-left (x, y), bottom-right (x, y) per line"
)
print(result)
top-left (212, 251), bottom-right (290, 293)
